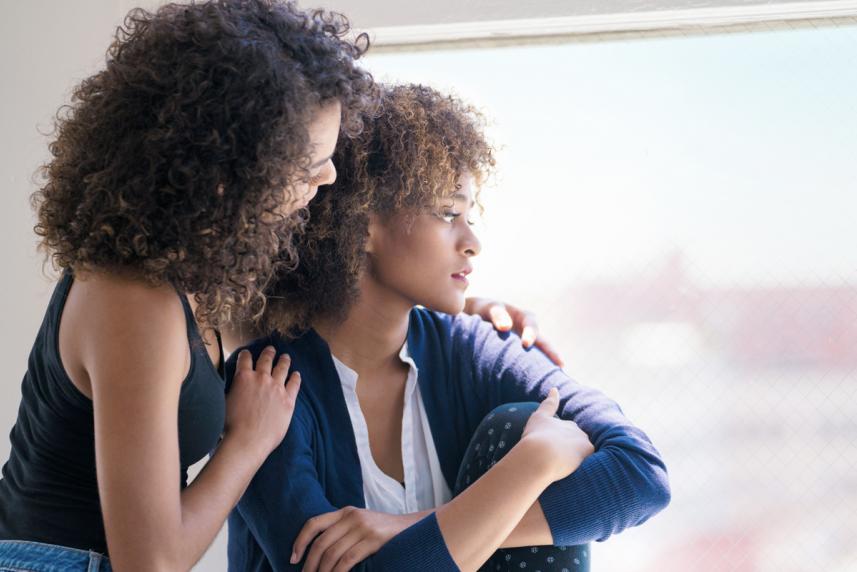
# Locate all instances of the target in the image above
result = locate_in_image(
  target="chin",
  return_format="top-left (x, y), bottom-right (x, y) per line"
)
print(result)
top-left (422, 294), bottom-right (466, 316)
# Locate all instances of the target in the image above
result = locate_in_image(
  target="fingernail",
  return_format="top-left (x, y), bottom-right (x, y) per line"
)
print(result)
top-left (290, 552), bottom-right (298, 564)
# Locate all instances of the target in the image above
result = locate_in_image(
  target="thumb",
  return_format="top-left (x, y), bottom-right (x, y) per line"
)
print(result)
top-left (537, 387), bottom-right (559, 417)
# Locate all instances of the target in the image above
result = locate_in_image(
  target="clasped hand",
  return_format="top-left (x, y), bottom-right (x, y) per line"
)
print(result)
top-left (290, 506), bottom-right (430, 571)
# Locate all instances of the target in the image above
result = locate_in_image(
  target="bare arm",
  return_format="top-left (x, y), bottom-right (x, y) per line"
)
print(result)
top-left (433, 388), bottom-right (591, 571)
top-left (82, 279), bottom-right (297, 571)
top-left (499, 500), bottom-right (552, 548)
top-left (292, 388), bottom-right (590, 572)
top-left (292, 496), bottom-right (551, 571)
top-left (434, 440), bottom-right (555, 571)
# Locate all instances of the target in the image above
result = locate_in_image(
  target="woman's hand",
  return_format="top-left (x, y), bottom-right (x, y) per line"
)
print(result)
top-left (291, 507), bottom-right (430, 572)
top-left (463, 297), bottom-right (564, 367)
top-left (224, 347), bottom-right (301, 460)
top-left (520, 387), bottom-right (594, 482)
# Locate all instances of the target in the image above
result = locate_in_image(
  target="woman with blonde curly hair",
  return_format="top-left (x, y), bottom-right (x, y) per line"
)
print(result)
top-left (228, 84), bottom-right (671, 572)
top-left (0, 2), bottom-right (373, 570)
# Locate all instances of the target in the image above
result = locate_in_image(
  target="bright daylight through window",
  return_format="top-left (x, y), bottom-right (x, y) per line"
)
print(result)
top-left (364, 22), bottom-right (857, 571)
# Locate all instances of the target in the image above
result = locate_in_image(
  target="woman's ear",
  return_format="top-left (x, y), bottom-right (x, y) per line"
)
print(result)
top-left (366, 212), bottom-right (381, 254)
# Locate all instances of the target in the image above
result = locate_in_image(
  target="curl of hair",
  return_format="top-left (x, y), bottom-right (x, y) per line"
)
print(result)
top-left (31, 0), bottom-right (376, 327)
top-left (264, 83), bottom-right (495, 336)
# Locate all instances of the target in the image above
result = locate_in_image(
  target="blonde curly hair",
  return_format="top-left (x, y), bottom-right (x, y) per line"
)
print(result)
top-left (262, 83), bottom-right (495, 335)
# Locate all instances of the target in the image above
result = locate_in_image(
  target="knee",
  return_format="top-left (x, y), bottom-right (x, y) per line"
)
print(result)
top-left (471, 401), bottom-right (540, 450)
top-left (482, 401), bottom-right (539, 429)
top-left (456, 402), bottom-right (542, 493)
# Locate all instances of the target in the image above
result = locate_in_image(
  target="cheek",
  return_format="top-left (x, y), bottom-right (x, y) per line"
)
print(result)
top-left (381, 227), bottom-right (455, 286)
top-left (377, 231), bottom-right (421, 276)
top-left (388, 224), bottom-right (446, 266)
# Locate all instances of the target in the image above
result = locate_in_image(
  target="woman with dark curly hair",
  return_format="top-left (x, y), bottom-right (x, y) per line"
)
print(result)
top-left (0, 1), bottom-right (374, 570)
top-left (228, 84), bottom-right (670, 572)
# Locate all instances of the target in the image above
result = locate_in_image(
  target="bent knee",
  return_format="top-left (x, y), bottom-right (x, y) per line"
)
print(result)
top-left (482, 401), bottom-right (539, 426)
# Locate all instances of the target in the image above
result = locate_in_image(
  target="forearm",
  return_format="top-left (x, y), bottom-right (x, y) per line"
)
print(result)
top-left (399, 504), bottom-right (550, 551)
top-left (435, 440), bottom-right (554, 571)
top-left (175, 434), bottom-right (267, 569)
top-left (500, 500), bottom-right (553, 548)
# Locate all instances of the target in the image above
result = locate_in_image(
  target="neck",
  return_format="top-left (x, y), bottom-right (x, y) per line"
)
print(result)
top-left (314, 273), bottom-right (412, 375)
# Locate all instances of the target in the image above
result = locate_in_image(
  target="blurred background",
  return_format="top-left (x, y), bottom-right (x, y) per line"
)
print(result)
top-left (2, 1), bottom-right (855, 570)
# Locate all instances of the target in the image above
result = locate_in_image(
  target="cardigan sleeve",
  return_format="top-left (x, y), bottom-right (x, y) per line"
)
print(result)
top-left (232, 396), bottom-right (459, 571)
top-left (227, 346), bottom-right (458, 571)
top-left (453, 313), bottom-right (671, 546)
top-left (230, 396), bottom-right (336, 571)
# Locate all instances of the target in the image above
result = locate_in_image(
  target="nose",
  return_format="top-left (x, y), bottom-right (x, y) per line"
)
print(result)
top-left (311, 159), bottom-right (337, 191)
top-left (320, 160), bottom-right (337, 187)
top-left (461, 224), bottom-right (481, 257)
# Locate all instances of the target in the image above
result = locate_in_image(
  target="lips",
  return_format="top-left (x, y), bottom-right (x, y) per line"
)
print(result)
top-left (451, 267), bottom-right (472, 282)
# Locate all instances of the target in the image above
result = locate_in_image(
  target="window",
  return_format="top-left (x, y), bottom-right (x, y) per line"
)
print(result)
top-left (364, 23), bottom-right (857, 570)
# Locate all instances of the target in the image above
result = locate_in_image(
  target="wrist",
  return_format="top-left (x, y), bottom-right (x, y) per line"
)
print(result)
top-left (407, 509), bottom-right (434, 525)
top-left (515, 436), bottom-right (562, 484)
top-left (219, 428), bottom-right (271, 466)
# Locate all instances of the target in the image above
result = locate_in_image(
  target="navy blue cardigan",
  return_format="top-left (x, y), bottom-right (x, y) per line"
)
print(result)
top-left (225, 308), bottom-right (670, 571)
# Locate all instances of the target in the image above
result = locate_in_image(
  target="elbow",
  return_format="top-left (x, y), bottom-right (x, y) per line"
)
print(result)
top-left (108, 546), bottom-right (193, 572)
top-left (634, 461), bottom-right (671, 524)
top-left (648, 467), bottom-right (672, 514)
top-left (624, 439), bottom-right (672, 520)
top-left (148, 556), bottom-right (194, 572)
top-left (607, 445), bottom-right (672, 528)
top-left (109, 560), bottom-right (183, 572)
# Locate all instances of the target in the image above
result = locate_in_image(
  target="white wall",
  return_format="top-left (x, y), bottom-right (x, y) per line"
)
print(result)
top-left (1, 0), bottom-right (127, 457)
top-left (0, 2), bottom-right (230, 569)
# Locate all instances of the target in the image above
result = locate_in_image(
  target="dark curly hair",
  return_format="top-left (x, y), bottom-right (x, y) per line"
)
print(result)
top-left (31, 0), bottom-right (375, 327)
top-left (263, 83), bottom-right (495, 336)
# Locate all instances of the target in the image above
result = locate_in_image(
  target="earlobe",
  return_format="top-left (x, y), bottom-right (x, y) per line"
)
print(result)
top-left (365, 213), bottom-right (380, 254)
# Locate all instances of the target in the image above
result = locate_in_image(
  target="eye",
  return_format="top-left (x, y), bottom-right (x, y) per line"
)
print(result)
top-left (437, 211), bottom-right (460, 224)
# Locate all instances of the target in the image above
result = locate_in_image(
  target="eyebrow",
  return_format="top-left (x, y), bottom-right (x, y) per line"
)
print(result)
top-left (309, 153), bottom-right (333, 170)
top-left (453, 192), bottom-right (476, 208)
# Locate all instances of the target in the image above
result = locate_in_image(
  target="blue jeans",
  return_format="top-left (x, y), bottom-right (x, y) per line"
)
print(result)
top-left (0, 540), bottom-right (111, 572)
top-left (455, 402), bottom-right (591, 572)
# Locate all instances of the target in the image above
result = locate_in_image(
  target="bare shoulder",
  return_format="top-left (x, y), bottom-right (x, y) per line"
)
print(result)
top-left (71, 270), bottom-right (185, 338)
top-left (73, 270), bottom-right (181, 311)
top-left (62, 270), bottom-right (189, 395)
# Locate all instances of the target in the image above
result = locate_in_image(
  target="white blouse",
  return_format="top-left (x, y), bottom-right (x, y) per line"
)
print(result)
top-left (331, 343), bottom-right (452, 515)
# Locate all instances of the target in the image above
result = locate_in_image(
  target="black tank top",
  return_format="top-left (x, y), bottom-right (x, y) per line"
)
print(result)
top-left (0, 273), bottom-right (226, 553)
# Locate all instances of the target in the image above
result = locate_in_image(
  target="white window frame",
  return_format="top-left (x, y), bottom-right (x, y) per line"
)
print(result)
top-left (354, 0), bottom-right (857, 50)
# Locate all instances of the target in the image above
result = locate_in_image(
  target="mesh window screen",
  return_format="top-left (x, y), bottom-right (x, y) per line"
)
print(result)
top-left (363, 22), bottom-right (857, 571)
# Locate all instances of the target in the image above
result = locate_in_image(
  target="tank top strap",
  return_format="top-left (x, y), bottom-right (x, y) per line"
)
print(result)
top-left (177, 292), bottom-right (202, 343)
top-left (176, 291), bottom-right (224, 378)
top-left (50, 271), bottom-right (75, 314)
